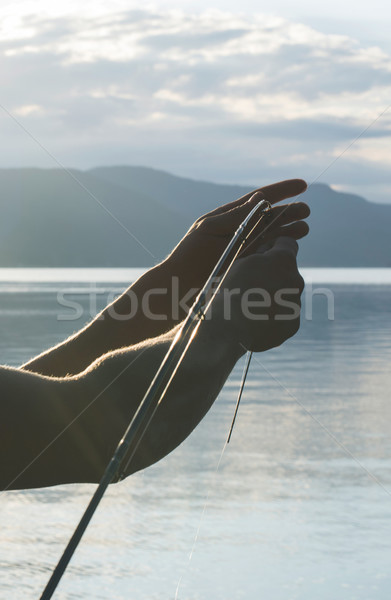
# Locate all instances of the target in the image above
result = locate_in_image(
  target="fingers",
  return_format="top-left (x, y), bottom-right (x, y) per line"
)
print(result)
top-left (205, 198), bottom-right (309, 241)
top-left (202, 178), bottom-right (307, 219)
top-left (239, 179), bottom-right (307, 208)
top-left (240, 221), bottom-right (309, 258)
top-left (268, 202), bottom-right (310, 226)
top-left (270, 221), bottom-right (309, 241)
top-left (242, 200), bottom-right (309, 242)
top-left (258, 179), bottom-right (307, 204)
top-left (239, 197), bottom-right (310, 254)
top-left (261, 220), bottom-right (309, 242)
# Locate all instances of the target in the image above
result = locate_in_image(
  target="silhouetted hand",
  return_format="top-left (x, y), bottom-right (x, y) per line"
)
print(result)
top-left (212, 236), bottom-right (304, 353)
top-left (165, 178), bottom-right (309, 304)
top-left (22, 180), bottom-right (310, 379)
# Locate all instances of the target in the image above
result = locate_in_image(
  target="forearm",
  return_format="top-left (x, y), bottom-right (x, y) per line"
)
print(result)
top-left (79, 317), bottom-right (243, 481)
top-left (2, 317), bottom-right (242, 490)
top-left (0, 369), bottom-right (84, 490)
top-left (22, 259), bottom-right (189, 378)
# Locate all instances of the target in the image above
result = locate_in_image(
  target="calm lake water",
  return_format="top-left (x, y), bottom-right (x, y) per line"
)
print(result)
top-left (1, 268), bottom-right (391, 600)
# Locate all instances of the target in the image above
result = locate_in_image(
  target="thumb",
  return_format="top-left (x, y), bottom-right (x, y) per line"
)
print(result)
top-left (260, 237), bottom-right (299, 268)
top-left (269, 236), bottom-right (299, 258)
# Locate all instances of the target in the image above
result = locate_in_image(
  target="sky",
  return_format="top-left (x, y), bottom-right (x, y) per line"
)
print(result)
top-left (1, 0), bottom-right (390, 203)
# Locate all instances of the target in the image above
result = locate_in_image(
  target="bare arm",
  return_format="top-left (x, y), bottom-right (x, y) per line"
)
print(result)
top-left (22, 180), bottom-right (309, 377)
top-left (1, 237), bottom-right (304, 490)
top-left (1, 315), bottom-right (240, 490)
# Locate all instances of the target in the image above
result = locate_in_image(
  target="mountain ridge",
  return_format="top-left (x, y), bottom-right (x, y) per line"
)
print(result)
top-left (0, 166), bottom-right (390, 267)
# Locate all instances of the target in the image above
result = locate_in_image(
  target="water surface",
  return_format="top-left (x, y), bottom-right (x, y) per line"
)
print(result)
top-left (1, 269), bottom-right (391, 599)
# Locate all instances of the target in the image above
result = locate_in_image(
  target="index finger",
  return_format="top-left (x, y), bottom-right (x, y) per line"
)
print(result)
top-left (259, 179), bottom-right (307, 205)
top-left (206, 179), bottom-right (307, 218)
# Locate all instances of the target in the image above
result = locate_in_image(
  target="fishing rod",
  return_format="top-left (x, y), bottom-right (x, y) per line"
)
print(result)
top-left (39, 195), bottom-right (272, 600)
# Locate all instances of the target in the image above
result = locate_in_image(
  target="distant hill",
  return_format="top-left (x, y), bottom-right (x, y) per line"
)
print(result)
top-left (0, 168), bottom-right (188, 267)
top-left (0, 166), bottom-right (390, 267)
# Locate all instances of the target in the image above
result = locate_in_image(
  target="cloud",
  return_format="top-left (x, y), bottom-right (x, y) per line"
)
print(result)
top-left (334, 137), bottom-right (391, 167)
top-left (13, 104), bottom-right (42, 116)
top-left (0, 6), bottom-right (390, 202)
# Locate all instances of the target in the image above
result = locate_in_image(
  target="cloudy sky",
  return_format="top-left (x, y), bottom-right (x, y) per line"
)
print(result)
top-left (1, 0), bottom-right (390, 202)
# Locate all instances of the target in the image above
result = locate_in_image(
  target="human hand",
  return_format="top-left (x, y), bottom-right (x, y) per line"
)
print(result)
top-left (165, 179), bottom-right (309, 299)
top-left (98, 179), bottom-right (309, 351)
top-left (211, 236), bottom-right (304, 354)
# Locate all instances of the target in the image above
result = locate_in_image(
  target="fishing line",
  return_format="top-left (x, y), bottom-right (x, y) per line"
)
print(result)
top-left (0, 102), bottom-right (157, 260)
top-left (227, 350), bottom-right (253, 444)
top-left (174, 434), bottom-right (230, 600)
top-left (174, 349), bottom-right (253, 599)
